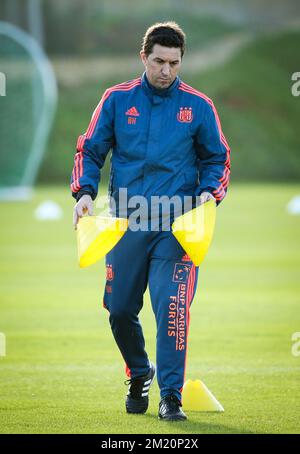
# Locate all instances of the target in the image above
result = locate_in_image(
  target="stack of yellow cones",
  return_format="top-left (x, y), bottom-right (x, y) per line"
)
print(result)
top-left (77, 215), bottom-right (128, 268)
top-left (172, 200), bottom-right (216, 266)
top-left (182, 379), bottom-right (224, 412)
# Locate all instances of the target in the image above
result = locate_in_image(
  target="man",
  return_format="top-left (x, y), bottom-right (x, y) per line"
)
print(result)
top-left (71, 22), bottom-right (230, 421)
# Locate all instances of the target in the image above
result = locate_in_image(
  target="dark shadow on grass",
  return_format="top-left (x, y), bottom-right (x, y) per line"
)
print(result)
top-left (140, 412), bottom-right (255, 434)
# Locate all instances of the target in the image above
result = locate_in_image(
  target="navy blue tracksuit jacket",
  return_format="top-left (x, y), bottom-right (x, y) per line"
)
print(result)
top-left (71, 72), bottom-right (230, 402)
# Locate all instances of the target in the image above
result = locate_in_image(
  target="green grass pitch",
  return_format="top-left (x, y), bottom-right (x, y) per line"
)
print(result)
top-left (0, 183), bottom-right (300, 434)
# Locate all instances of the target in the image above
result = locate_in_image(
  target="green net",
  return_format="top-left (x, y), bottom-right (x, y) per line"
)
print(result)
top-left (0, 22), bottom-right (57, 199)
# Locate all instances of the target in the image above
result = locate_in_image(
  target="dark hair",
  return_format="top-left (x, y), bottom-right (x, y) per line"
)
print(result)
top-left (141, 21), bottom-right (186, 58)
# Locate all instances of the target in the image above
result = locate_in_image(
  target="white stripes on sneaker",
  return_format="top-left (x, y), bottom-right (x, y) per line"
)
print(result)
top-left (141, 378), bottom-right (152, 397)
top-left (160, 404), bottom-right (168, 414)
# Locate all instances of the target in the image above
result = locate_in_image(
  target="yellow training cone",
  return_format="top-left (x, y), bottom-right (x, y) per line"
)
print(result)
top-left (172, 200), bottom-right (216, 266)
top-left (182, 379), bottom-right (224, 412)
top-left (77, 216), bottom-right (128, 268)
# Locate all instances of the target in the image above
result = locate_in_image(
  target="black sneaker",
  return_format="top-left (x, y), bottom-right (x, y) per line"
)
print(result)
top-left (158, 394), bottom-right (187, 421)
top-left (125, 363), bottom-right (156, 414)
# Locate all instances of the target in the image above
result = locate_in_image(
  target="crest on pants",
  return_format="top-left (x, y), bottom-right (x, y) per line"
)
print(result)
top-left (172, 263), bottom-right (191, 283)
top-left (106, 264), bottom-right (114, 281)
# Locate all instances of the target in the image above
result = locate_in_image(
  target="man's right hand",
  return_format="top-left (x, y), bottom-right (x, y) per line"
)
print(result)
top-left (73, 194), bottom-right (94, 230)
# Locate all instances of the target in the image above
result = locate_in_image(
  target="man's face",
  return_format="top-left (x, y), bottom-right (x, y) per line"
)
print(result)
top-left (140, 44), bottom-right (182, 89)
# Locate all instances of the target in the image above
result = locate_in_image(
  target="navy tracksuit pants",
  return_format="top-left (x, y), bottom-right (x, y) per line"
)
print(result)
top-left (103, 226), bottom-right (199, 402)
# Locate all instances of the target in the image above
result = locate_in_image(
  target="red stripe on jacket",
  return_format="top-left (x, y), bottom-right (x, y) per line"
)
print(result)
top-left (71, 78), bottom-right (141, 193)
top-left (179, 82), bottom-right (231, 201)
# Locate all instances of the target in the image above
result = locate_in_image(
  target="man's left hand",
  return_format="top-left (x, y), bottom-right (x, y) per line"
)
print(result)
top-left (199, 191), bottom-right (216, 205)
